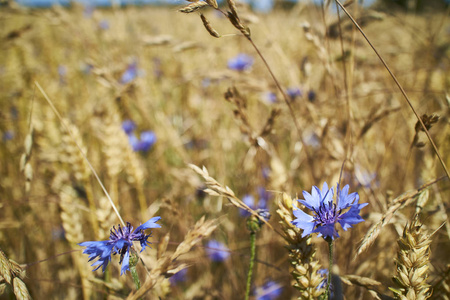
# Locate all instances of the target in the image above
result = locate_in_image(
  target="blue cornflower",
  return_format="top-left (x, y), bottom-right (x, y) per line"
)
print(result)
top-left (79, 217), bottom-right (161, 275)
top-left (122, 119), bottom-right (136, 135)
top-left (307, 90), bottom-right (316, 102)
top-left (139, 131), bottom-right (157, 152)
top-left (2, 130), bottom-right (14, 142)
top-left (206, 240), bottom-right (230, 262)
top-left (255, 281), bottom-right (283, 300)
top-left (120, 61), bottom-right (138, 84)
top-left (292, 182), bottom-right (368, 240)
top-left (262, 92), bottom-right (277, 104)
top-left (169, 268), bottom-right (188, 285)
top-left (128, 134), bottom-right (140, 152)
top-left (240, 187), bottom-right (271, 217)
top-left (98, 19), bottom-right (110, 30)
top-left (286, 87), bottom-right (302, 100)
top-left (227, 54), bottom-right (254, 71)
top-left (240, 194), bottom-right (255, 217)
top-left (317, 269), bottom-right (329, 290)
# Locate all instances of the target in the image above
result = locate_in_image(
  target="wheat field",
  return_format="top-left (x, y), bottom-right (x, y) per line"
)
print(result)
top-left (0, 1), bottom-right (449, 299)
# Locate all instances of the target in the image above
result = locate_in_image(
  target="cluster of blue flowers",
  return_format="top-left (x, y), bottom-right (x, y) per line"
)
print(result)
top-left (292, 182), bottom-right (367, 240)
top-left (79, 217), bottom-right (161, 275)
top-left (122, 119), bottom-right (156, 152)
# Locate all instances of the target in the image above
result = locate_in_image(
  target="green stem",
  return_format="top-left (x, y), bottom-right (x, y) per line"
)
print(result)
top-left (130, 265), bottom-right (141, 290)
top-left (326, 239), bottom-right (334, 299)
top-left (245, 231), bottom-right (256, 300)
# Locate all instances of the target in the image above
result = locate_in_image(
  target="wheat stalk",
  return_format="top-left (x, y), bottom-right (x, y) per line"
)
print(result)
top-left (357, 177), bottom-right (443, 256)
top-left (126, 216), bottom-right (218, 300)
top-left (390, 215), bottom-right (432, 299)
top-left (276, 193), bottom-right (324, 299)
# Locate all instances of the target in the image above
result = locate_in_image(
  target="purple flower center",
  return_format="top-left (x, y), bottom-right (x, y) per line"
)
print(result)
top-left (313, 202), bottom-right (341, 226)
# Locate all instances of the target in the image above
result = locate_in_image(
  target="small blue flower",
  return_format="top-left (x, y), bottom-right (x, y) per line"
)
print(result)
top-left (286, 87), bottom-right (302, 100)
top-left (292, 182), bottom-right (368, 240)
top-left (262, 92), bottom-right (277, 104)
top-left (2, 130), bottom-right (14, 142)
top-left (307, 90), bottom-right (316, 102)
top-left (240, 194), bottom-right (255, 217)
top-left (317, 269), bottom-right (328, 290)
top-left (98, 19), bottom-right (109, 30)
top-left (139, 131), bottom-right (156, 152)
top-left (169, 268), bottom-right (188, 285)
top-left (79, 217), bottom-right (161, 275)
top-left (128, 134), bottom-right (140, 152)
top-left (240, 188), bottom-right (270, 217)
top-left (206, 240), bottom-right (230, 262)
top-left (120, 61), bottom-right (138, 84)
top-left (122, 119), bottom-right (136, 135)
top-left (227, 54), bottom-right (254, 71)
top-left (255, 281), bottom-right (283, 300)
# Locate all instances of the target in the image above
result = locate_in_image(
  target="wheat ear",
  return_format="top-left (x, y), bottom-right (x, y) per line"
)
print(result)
top-left (357, 177), bottom-right (443, 256)
top-left (126, 216), bottom-right (218, 300)
top-left (390, 215), bottom-right (432, 300)
top-left (35, 81), bottom-right (124, 226)
top-left (277, 193), bottom-right (324, 299)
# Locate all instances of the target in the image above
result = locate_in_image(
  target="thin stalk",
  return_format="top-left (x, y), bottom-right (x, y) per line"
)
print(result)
top-left (245, 36), bottom-right (317, 182)
top-left (130, 265), bottom-right (141, 290)
top-left (245, 231), bottom-right (256, 300)
top-left (326, 239), bottom-right (334, 299)
top-left (334, 0), bottom-right (450, 180)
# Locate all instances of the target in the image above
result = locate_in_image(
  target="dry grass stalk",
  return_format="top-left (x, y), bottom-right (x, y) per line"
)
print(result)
top-left (20, 125), bottom-right (34, 193)
top-left (126, 216), bottom-right (218, 300)
top-left (226, 0), bottom-right (238, 17)
top-left (179, 1), bottom-right (209, 13)
top-left (200, 14), bottom-right (220, 38)
top-left (205, 0), bottom-right (218, 9)
top-left (341, 275), bottom-right (385, 299)
top-left (188, 164), bottom-right (274, 230)
top-left (391, 215), bottom-right (432, 299)
top-left (276, 193), bottom-right (324, 299)
top-left (357, 178), bottom-right (440, 256)
top-left (226, 11), bottom-right (250, 37)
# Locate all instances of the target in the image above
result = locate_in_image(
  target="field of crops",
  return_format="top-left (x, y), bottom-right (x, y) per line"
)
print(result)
top-left (0, 1), bottom-right (449, 299)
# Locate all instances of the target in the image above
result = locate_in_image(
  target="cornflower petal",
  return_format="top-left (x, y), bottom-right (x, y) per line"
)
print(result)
top-left (120, 250), bottom-right (130, 275)
top-left (292, 208), bottom-right (316, 237)
top-left (136, 216), bottom-right (162, 231)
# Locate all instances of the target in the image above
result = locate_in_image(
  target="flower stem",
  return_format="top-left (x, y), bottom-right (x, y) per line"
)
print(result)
top-left (245, 231), bottom-right (256, 300)
top-left (130, 265), bottom-right (141, 290)
top-left (326, 239), bottom-right (334, 299)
